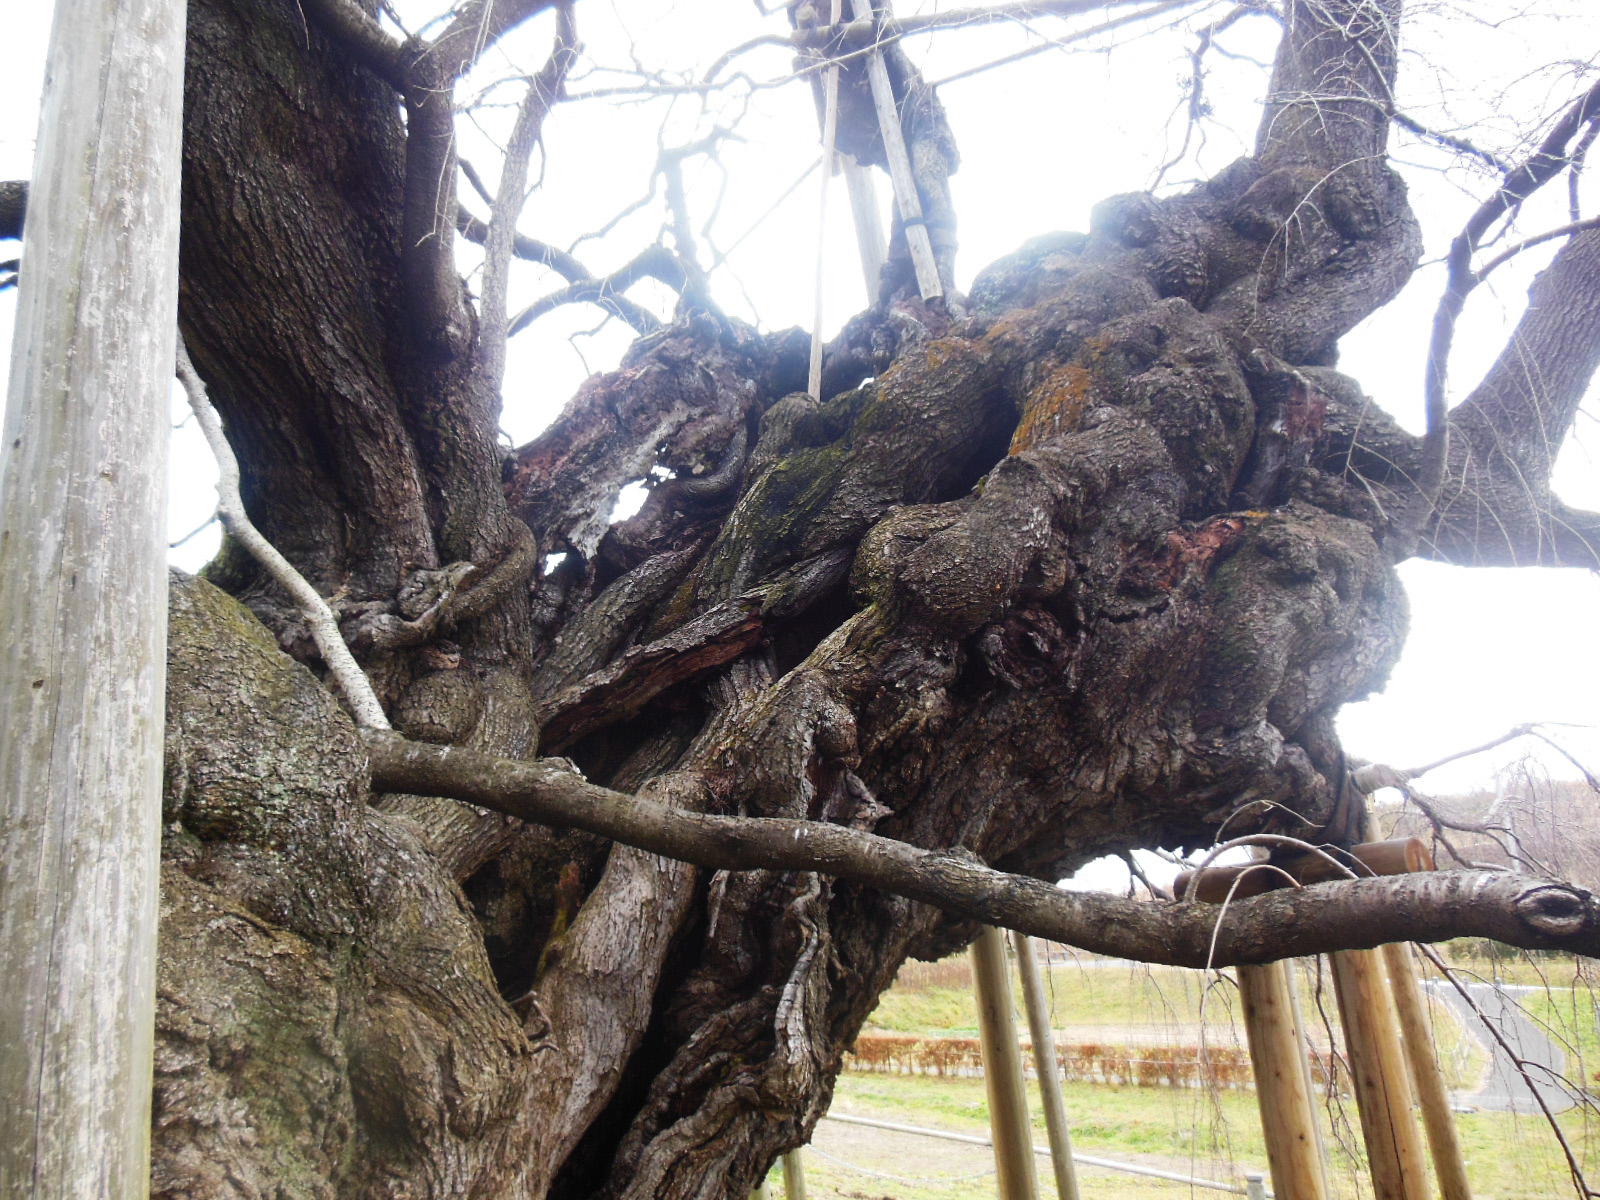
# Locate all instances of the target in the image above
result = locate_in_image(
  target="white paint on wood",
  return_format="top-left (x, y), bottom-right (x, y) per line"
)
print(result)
top-left (0, 0), bottom-right (186, 1196)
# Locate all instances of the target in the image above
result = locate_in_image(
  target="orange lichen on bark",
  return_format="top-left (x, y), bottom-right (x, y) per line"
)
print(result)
top-left (1009, 363), bottom-right (1093, 454)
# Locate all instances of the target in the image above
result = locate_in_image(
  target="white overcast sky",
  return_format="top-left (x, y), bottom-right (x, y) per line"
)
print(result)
top-left (3, 1), bottom-right (1597, 831)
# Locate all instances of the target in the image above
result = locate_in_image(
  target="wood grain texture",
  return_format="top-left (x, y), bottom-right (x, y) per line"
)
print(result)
top-left (0, 0), bottom-right (185, 1195)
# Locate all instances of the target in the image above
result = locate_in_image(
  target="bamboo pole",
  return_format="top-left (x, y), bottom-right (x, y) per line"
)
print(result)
top-left (845, 0), bottom-right (943, 299)
top-left (971, 926), bottom-right (1039, 1200)
top-left (781, 1149), bottom-right (807, 1200)
top-left (1012, 932), bottom-right (1082, 1200)
top-left (1329, 949), bottom-right (1431, 1200)
top-left (1383, 942), bottom-right (1473, 1200)
top-left (0, 0), bottom-right (184, 1196)
top-left (1238, 961), bottom-right (1329, 1200)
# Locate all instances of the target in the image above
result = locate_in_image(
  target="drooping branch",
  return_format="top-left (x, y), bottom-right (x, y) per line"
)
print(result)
top-left (363, 733), bottom-right (1600, 966)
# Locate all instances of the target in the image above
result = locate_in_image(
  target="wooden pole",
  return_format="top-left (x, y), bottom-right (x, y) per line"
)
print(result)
top-left (1383, 942), bottom-right (1473, 1200)
top-left (1238, 961), bottom-right (1329, 1200)
top-left (842, 157), bottom-right (885, 300)
top-left (1011, 932), bottom-right (1082, 1200)
top-left (0, 0), bottom-right (185, 1196)
top-left (971, 926), bottom-right (1039, 1200)
top-left (1329, 949), bottom-right (1431, 1200)
top-left (845, 0), bottom-right (943, 300)
top-left (780, 1149), bottom-right (807, 1200)
top-left (1283, 959), bottom-right (1331, 1182)
top-left (806, 0), bottom-right (843, 402)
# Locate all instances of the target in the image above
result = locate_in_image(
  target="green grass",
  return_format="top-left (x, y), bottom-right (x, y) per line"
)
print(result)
top-left (867, 958), bottom-right (1241, 1037)
top-left (789, 1071), bottom-right (1600, 1200)
top-left (804, 950), bottom-right (1598, 1199)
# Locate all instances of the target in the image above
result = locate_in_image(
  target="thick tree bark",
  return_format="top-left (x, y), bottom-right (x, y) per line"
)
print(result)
top-left (29, 0), bottom-right (1587, 1197)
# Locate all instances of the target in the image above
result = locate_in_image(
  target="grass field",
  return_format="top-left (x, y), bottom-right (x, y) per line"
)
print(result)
top-left (777, 948), bottom-right (1600, 1200)
top-left (773, 1070), bottom-right (1600, 1200)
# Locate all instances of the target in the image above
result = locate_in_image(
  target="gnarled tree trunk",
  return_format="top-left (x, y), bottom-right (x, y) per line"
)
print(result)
top-left (79, 0), bottom-right (1599, 1196)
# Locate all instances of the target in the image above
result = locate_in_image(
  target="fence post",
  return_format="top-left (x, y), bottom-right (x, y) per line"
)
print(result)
top-left (1239, 961), bottom-right (1329, 1200)
top-left (1383, 942), bottom-right (1473, 1200)
top-left (1012, 932), bottom-right (1082, 1200)
top-left (1329, 949), bottom-right (1431, 1200)
top-left (971, 926), bottom-right (1039, 1200)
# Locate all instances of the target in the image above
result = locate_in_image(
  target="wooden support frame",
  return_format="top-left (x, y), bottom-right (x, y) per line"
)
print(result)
top-left (1012, 932), bottom-right (1082, 1200)
top-left (1384, 942), bottom-right (1473, 1200)
top-left (971, 926), bottom-right (1039, 1200)
top-left (1239, 960), bottom-right (1330, 1200)
top-left (1329, 949), bottom-right (1431, 1200)
top-left (844, 0), bottom-right (943, 300)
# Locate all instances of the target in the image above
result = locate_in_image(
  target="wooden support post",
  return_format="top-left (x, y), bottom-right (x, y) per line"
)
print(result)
top-left (971, 926), bottom-right (1039, 1200)
top-left (807, 0), bottom-right (843, 402)
top-left (781, 1149), bottom-right (807, 1200)
top-left (1011, 932), bottom-right (1081, 1200)
top-left (842, 157), bottom-right (885, 300)
top-left (1384, 942), bottom-right (1473, 1200)
top-left (0, 0), bottom-right (185, 1197)
top-left (845, 0), bottom-right (943, 300)
top-left (1239, 961), bottom-right (1329, 1200)
top-left (1329, 949), bottom-right (1431, 1200)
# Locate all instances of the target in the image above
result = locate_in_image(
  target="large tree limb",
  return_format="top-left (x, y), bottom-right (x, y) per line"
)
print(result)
top-left (362, 733), bottom-right (1600, 966)
top-left (397, 0), bottom-right (564, 355)
top-left (1422, 79), bottom-right (1600, 510)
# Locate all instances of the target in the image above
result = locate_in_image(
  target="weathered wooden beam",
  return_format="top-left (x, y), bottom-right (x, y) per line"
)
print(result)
top-left (0, 0), bottom-right (185, 1197)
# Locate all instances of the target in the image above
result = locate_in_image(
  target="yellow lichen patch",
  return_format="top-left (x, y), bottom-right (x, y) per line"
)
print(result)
top-left (1009, 363), bottom-right (1094, 454)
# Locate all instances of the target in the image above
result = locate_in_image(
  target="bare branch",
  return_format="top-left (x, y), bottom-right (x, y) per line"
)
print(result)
top-left (507, 244), bottom-right (684, 335)
top-left (176, 339), bottom-right (390, 730)
top-left (480, 3), bottom-right (579, 385)
top-left (362, 733), bottom-right (1600, 966)
top-left (1424, 78), bottom-right (1600, 505)
top-left (296, 0), bottom-right (407, 87)
top-left (457, 211), bottom-right (664, 334)
top-left (0, 180), bottom-right (25, 240)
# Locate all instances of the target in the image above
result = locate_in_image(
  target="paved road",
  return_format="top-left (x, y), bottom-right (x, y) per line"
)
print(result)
top-left (1422, 980), bottom-right (1586, 1115)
